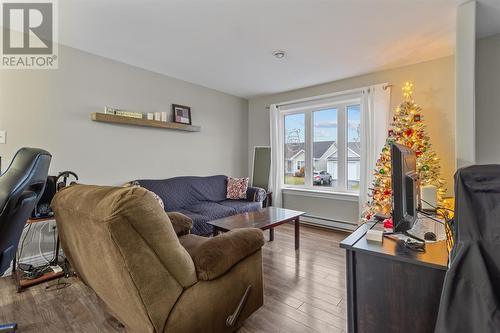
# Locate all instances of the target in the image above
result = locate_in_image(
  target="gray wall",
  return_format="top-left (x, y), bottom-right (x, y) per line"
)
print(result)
top-left (249, 56), bottom-right (455, 225)
top-left (0, 45), bottom-right (249, 184)
top-left (0, 45), bottom-right (248, 271)
top-left (476, 33), bottom-right (500, 164)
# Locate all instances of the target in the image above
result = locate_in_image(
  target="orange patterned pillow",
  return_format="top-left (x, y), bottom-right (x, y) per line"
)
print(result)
top-left (226, 177), bottom-right (249, 200)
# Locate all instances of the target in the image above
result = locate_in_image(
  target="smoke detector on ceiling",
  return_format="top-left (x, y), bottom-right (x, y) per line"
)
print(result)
top-left (272, 50), bottom-right (286, 59)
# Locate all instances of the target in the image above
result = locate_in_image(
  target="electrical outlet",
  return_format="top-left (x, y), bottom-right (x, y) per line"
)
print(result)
top-left (0, 130), bottom-right (5, 144)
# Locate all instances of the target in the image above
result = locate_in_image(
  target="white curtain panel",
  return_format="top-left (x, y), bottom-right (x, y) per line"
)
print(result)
top-left (269, 104), bottom-right (283, 207)
top-left (359, 83), bottom-right (391, 219)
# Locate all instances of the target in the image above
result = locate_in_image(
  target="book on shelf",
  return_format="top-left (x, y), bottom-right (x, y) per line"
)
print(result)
top-left (104, 106), bottom-right (144, 119)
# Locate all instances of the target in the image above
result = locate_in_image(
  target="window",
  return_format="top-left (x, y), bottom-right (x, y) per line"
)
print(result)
top-left (280, 97), bottom-right (361, 193)
top-left (347, 105), bottom-right (361, 191)
top-left (313, 108), bottom-right (337, 187)
top-left (284, 113), bottom-right (305, 185)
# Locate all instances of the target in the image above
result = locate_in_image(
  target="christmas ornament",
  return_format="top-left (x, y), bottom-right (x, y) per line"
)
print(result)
top-left (404, 129), bottom-right (414, 137)
top-left (383, 218), bottom-right (393, 229)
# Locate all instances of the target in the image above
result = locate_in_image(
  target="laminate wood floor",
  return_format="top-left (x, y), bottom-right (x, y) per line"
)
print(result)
top-left (0, 224), bottom-right (349, 332)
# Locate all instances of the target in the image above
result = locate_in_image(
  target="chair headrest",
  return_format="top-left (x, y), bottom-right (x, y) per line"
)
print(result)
top-left (0, 147), bottom-right (52, 213)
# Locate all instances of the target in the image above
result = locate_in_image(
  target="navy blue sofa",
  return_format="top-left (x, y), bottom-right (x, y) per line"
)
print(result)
top-left (134, 175), bottom-right (267, 236)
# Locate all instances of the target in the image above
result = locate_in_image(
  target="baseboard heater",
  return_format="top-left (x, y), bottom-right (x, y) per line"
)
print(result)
top-left (300, 214), bottom-right (357, 232)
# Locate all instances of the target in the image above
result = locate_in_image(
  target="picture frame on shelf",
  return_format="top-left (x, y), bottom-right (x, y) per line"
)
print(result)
top-left (172, 104), bottom-right (192, 125)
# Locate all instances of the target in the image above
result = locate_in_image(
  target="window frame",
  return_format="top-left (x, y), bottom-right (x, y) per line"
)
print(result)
top-left (280, 96), bottom-right (362, 194)
top-left (346, 104), bottom-right (362, 191)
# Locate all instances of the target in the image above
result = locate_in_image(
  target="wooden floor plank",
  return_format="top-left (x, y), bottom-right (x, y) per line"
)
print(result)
top-left (260, 296), bottom-right (341, 333)
top-left (262, 258), bottom-right (346, 290)
top-left (0, 223), bottom-right (348, 332)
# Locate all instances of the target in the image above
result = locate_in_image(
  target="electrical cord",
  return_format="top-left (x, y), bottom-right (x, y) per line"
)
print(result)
top-left (16, 223), bottom-right (33, 266)
top-left (420, 198), bottom-right (454, 213)
top-left (17, 221), bottom-right (61, 280)
top-left (24, 223), bottom-right (37, 249)
top-left (420, 199), bottom-right (454, 222)
top-left (20, 264), bottom-right (51, 280)
top-left (419, 198), bottom-right (454, 223)
top-left (52, 225), bottom-right (57, 263)
top-left (45, 278), bottom-right (71, 291)
top-left (38, 221), bottom-right (59, 264)
top-left (418, 200), bottom-right (456, 252)
top-left (417, 210), bottom-right (445, 225)
top-left (39, 222), bottom-right (52, 264)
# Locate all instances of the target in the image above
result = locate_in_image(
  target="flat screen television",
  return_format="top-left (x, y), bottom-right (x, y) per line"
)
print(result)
top-left (391, 143), bottom-right (419, 233)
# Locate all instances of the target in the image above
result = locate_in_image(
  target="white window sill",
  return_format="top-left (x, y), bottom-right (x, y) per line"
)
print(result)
top-left (281, 187), bottom-right (359, 202)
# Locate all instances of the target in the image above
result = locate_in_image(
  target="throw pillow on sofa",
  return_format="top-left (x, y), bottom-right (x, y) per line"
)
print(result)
top-left (226, 177), bottom-right (249, 200)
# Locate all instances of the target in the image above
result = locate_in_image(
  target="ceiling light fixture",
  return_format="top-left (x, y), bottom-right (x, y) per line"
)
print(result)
top-left (272, 50), bottom-right (286, 59)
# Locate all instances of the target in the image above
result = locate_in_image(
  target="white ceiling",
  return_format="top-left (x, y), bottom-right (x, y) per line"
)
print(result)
top-left (60, 0), bottom-right (460, 98)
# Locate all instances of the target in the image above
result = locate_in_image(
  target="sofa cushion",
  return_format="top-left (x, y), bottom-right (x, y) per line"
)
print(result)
top-left (219, 200), bottom-right (262, 214)
top-left (135, 175), bottom-right (229, 211)
top-left (185, 201), bottom-right (236, 220)
top-left (177, 209), bottom-right (212, 236)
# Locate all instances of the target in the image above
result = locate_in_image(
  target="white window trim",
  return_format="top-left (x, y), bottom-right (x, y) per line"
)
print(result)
top-left (282, 187), bottom-right (359, 201)
top-left (279, 93), bottom-right (362, 195)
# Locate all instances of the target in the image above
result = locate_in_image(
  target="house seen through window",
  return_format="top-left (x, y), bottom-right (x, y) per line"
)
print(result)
top-left (283, 100), bottom-right (361, 192)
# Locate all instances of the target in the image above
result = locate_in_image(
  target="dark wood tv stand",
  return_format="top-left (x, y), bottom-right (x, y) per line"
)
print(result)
top-left (340, 221), bottom-right (448, 333)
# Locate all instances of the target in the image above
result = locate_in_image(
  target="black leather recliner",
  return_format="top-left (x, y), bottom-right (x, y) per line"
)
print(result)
top-left (436, 165), bottom-right (500, 332)
top-left (0, 148), bottom-right (51, 333)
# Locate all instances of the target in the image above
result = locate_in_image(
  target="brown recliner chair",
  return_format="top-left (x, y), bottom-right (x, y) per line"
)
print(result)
top-left (51, 185), bottom-right (264, 333)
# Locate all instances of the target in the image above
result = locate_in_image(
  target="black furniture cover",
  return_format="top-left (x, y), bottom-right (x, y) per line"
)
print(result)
top-left (0, 148), bottom-right (51, 275)
top-left (435, 165), bottom-right (500, 332)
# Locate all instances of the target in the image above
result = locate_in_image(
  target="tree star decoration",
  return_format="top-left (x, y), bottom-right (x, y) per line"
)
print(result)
top-left (402, 81), bottom-right (414, 100)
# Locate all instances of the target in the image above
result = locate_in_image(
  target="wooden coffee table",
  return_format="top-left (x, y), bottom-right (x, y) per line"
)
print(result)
top-left (208, 207), bottom-right (305, 250)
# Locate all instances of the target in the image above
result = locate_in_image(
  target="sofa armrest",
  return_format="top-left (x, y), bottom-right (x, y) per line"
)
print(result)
top-left (246, 186), bottom-right (267, 202)
top-left (167, 212), bottom-right (193, 236)
top-left (191, 228), bottom-right (265, 281)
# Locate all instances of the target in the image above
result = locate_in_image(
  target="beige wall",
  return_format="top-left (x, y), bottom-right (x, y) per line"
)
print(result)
top-left (476, 33), bottom-right (500, 164)
top-left (0, 45), bottom-right (249, 184)
top-left (249, 56), bottom-right (455, 224)
top-left (456, 0), bottom-right (477, 168)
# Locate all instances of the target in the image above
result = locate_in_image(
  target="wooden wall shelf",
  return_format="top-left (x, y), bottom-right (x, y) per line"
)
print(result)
top-left (91, 112), bottom-right (201, 132)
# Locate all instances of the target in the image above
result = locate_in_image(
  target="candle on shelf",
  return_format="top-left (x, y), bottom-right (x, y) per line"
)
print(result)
top-left (161, 112), bottom-right (168, 122)
top-left (421, 185), bottom-right (437, 211)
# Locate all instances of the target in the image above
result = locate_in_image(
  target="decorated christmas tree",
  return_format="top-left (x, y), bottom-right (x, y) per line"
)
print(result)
top-left (364, 82), bottom-right (446, 220)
